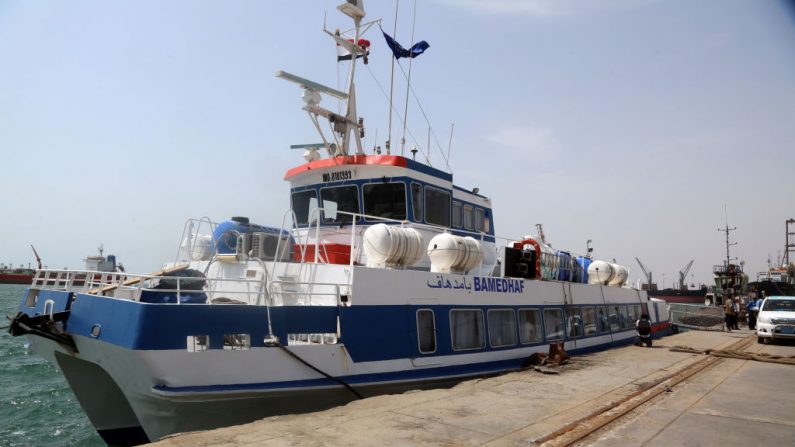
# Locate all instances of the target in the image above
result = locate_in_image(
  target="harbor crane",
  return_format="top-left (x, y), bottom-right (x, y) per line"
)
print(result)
top-left (30, 245), bottom-right (42, 270)
top-left (678, 260), bottom-right (694, 290)
top-left (635, 257), bottom-right (654, 291)
top-left (535, 224), bottom-right (548, 246)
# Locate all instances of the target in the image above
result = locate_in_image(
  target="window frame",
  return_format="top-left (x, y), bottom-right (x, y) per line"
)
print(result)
top-left (416, 309), bottom-right (437, 355)
top-left (424, 185), bottom-right (452, 227)
top-left (362, 181), bottom-right (408, 221)
top-left (411, 182), bottom-right (423, 222)
top-left (619, 305), bottom-right (631, 330)
top-left (319, 184), bottom-right (361, 224)
top-left (518, 308), bottom-right (544, 345)
top-left (565, 307), bottom-right (583, 339)
top-left (582, 306), bottom-right (599, 336)
top-left (543, 307), bottom-right (565, 341)
top-left (452, 201), bottom-right (462, 228)
top-left (463, 204), bottom-right (474, 230)
top-left (449, 309), bottom-right (486, 351)
top-left (474, 207), bottom-right (484, 232)
top-left (487, 308), bottom-right (518, 348)
top-left (291, 189), bottom-right (319, 226)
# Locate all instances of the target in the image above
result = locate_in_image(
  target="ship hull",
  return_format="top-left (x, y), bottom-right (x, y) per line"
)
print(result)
top-left (14, 266), bottom-right (670, 445)
top-left (0, 273), bottom-right (34, 284)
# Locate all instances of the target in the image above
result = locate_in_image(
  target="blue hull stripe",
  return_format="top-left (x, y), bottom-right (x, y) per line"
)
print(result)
top-left (152, 337), bottom-right (640, 396)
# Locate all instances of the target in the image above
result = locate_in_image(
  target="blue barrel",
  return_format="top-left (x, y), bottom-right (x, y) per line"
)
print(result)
top-left (576, 256), bottom-right (592, 284)
top-left (557, 251), bottom-right (572, 281)
top-left (213, 217), bottom-right (288, 255)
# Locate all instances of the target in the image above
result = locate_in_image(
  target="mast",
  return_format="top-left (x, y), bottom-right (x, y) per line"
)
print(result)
top-left (386, 0), bottom-right (399, 155)
top-left (718, 206), bottom-right (736, 268)
top-left (400, 0), bottom-right (418, 156)
top-left (276, 1), bottom-right (373, 159)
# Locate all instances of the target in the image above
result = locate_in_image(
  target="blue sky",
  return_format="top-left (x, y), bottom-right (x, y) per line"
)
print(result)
top-left (1, 0), bottom-right (793, 287)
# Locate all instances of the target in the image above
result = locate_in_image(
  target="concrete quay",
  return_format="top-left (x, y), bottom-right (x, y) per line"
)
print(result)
top-left (152, 330), bottom-right (795, 447)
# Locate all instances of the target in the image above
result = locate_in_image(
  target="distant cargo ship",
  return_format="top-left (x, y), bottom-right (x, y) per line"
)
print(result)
top-left (647, 287), bottom-right (708, 304)
top-left (0, 266), bottom-right (36, 285)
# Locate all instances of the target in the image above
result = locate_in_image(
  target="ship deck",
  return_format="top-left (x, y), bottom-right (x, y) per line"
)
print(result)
top-left (152, 329), bottom-right (795, 446)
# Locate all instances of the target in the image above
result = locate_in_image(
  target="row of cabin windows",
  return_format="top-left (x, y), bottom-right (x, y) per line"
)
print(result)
top-left (417, 304), bottom-right (645, 354)
top-left (291, 182), bottom-right (489, 232)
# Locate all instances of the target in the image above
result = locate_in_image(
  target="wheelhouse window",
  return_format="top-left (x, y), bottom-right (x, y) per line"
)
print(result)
top-left (582, 307), bottom-right (598, 336)
top-left (519, 309), bottom-right (543, 344)
top-left (416, 309), bottom-right (436, 354)
top-left (463, 205), bottom-right (474, 230)
top-left (452, 201), bottom-right (462, 228)
top-left (291, 189), bottom-right (318, 226)
top-left (544, 308), bottom-right (565, 340)
top-left (320, 186), bottom-right (359, 223)
top-left (450, 309), bottom-right (485, 351)
top-left (488, 309), bottom-right (517, 348)
top-left (474, 208), bottom-right (484, 232)
top-left (425, 187), bottom-right (451, 227)
top-left (411, 183), bottom-right (423, 222)
top-left (363, 183), bottom-right (406, 220)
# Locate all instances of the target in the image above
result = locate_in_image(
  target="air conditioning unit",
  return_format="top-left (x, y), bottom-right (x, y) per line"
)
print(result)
top-left (236, 233), bottom-right (252, 258)
top-left (251, 232), bottom-right (293, 261)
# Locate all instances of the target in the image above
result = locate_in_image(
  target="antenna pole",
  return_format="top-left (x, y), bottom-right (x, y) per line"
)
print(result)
top-left (718, 205), bottom-right (737, 268)
top-left (446, 123), bottom-right (455, 171)
top-left (400, 0), bottom-right (418, 156)
top-left (386, 0), bottom-right (399, 155)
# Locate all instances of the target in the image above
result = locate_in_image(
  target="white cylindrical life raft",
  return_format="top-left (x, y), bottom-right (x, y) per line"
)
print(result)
top-left (427, 233), bottom-right (482, 274)
top-left (363, 224), bottom-right (424, 268)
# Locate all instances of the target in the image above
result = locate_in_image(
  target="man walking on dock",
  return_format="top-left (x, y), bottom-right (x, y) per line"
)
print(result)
top-left (724, 298), bottom-right (735, 332)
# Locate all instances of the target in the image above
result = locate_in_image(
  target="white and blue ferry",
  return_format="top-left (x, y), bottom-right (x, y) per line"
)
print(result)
top-left (9, 2), bottom-right (671, 445)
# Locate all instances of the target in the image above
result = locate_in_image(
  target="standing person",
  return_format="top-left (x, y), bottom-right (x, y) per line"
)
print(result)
top-left (733, 298), bottom-right (741, 329)
top-left (636, 313), bottom-right (652, 347)
top-left (724, 298), bottom-right (734, 332)
top-left (747, 296), bottom-right (760, 330)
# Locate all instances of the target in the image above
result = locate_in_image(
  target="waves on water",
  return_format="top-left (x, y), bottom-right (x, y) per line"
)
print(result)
top-left (0, 284), bottom-right (103, 446)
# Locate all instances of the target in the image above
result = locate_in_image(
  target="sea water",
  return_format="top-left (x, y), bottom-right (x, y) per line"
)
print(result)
top-left (0, 284), bottom-right (103, 446)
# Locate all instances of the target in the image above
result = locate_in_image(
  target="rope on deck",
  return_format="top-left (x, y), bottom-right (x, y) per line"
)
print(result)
top-left (669, 345), bottom-right (795, 366)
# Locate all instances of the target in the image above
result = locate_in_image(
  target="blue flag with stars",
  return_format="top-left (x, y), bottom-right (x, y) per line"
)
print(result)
top-left (381, 30), bottom-right (429, 59)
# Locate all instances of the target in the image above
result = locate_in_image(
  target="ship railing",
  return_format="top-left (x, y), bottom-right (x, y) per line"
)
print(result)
top-left (294, 208), bottom-right (512, 274)
top-left (29, 268), bottom-right (348, 308)
top-left (267, 280), bottom-right (348, 307)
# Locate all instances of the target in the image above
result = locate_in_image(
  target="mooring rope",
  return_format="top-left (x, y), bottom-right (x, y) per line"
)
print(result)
top-left (275, 343), bottom-right (364, 399)
top-left (669, 345), bottom-right (795, 366)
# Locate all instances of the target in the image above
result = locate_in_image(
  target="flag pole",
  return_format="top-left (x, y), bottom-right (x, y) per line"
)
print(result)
top-left (400, 0), bottom-right (417, 157)
top-left (386, 0), bottom-right (399, 156)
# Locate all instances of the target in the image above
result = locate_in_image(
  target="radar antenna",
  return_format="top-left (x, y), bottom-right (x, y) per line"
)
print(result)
top-left (276, 1), bottom-right (380, 158)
